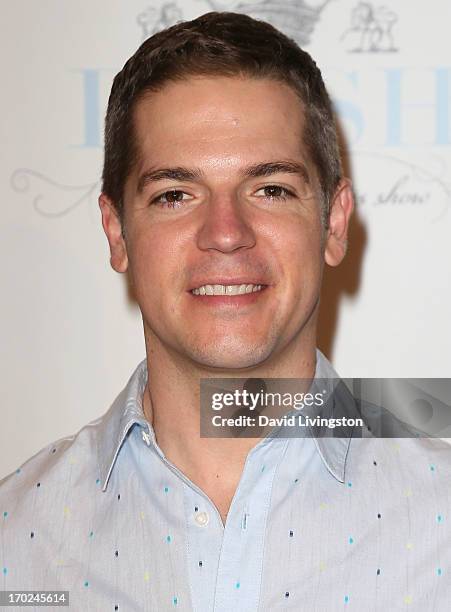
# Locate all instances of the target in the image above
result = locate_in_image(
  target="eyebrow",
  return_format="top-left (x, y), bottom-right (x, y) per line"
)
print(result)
top-left (136, 160), bottom-right (310, 194)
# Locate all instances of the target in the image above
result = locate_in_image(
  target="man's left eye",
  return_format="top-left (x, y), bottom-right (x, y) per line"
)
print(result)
top-left (255, 185), bottom-right (294, 199)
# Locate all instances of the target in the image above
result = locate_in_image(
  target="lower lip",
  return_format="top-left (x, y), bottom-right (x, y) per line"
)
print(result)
top-left (188, 286), bottom-right (269, 306)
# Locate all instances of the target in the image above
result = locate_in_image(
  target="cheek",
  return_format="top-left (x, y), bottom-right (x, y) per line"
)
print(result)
top-left (272, 218), bottom-right (324, 303)
top-left (274, 217), bottom-right (323, 270)
top-left (126, 221), bottom-right (189, 304)
top-left (126, 230), bottom-right (166, 297)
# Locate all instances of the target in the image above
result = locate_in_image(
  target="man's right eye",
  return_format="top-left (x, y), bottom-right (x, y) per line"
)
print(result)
top-left (150, 190), bottom-right (193, 208)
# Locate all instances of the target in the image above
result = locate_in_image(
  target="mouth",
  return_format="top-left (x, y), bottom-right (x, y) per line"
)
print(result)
top-left (188, 278), bottom-right (269, 312)
top-left (190, 283), bottom-right (266, 296)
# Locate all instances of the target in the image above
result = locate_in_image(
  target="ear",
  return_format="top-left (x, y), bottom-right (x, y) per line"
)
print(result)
top-left (98, 193), bottom-right (128, 273)
top-left (324, 178), bottom-right (354, 267)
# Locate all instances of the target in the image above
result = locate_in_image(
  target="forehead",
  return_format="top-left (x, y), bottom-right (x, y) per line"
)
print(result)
top-left (131, 76), bottom-right (309, 175)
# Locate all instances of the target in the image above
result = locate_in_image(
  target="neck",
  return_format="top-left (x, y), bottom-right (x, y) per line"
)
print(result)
top-left (141, 324), bottom-right (318, 522)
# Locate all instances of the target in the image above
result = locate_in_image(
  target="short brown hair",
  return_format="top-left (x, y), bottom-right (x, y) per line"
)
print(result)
top-left (102, 11), bottom-right (342, 226)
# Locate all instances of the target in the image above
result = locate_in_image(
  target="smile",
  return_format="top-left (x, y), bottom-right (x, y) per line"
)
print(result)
top-left (191, 283), bottom-right (264, 296)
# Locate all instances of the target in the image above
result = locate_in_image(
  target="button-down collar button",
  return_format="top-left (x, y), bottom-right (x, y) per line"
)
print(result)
top-left (195, 511), bottom-right (209, 526)
top-left (142, 430), bottom-right (151, 446)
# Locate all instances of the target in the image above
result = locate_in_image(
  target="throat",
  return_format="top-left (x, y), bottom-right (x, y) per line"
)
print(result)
top-left (188, 469), bottom-right (241, 526)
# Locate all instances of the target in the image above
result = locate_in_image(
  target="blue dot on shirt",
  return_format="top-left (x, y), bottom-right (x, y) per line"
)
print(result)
top-left (164, 486), bottom-right (169, 493)
top-left (2, 567), bottom-right (7, 575)
top-left (172, 596), bottom-right (178, 605)
top-left (347, 482), bottom-right (352, 487)
top-left (344, 595), bottom-right (350, 603)
top-left (235, 582), bottom-right (240, 589)
top-left (437, 514), bottom-right (443, 523)
top-left (3, 511), bottom-right (7, 518)
top-left (430, 465), bottom-right (435, 471)
top-left (349, 537), bottom-right (354, 544)
top-left (437, 568), bottom-right (442, 576)
top-left (166, 535), bottom-right (172, 543)
top-left (84, 581), bottom-right (89, 587)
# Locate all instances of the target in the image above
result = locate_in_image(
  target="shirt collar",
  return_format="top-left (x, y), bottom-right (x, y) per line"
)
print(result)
top-left (97, 350), bottom-right (352, 491)
top-left (309, 349), bottom-right (353, 483)
top-left (97, 359), bottom-right (149, 491)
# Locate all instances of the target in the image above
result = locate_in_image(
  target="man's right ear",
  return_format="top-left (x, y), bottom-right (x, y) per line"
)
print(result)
top-left (98, 194), bottom-right (128, 273)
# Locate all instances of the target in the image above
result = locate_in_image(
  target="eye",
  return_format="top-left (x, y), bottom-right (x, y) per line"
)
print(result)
top-left (150, 189), bottom-right (193, 208)
top-left (255, 185), bottom-right (295, 200)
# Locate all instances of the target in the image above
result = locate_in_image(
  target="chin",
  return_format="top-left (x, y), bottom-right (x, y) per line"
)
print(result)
top-left (186, 339), bottom-right (275, 371)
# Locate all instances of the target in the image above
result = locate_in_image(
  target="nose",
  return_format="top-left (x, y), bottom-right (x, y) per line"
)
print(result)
top-left (196, 193), bottom-right (257, 253)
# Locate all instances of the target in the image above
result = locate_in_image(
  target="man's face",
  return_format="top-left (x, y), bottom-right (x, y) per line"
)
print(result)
top-left (101, 76), bottom-right (352, 370)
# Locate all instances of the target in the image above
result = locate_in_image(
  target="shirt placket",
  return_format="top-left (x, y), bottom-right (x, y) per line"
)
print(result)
top-left (140, 422), bottom-right (288, 612)
top-left (211, 438), bottom-right (288, 612)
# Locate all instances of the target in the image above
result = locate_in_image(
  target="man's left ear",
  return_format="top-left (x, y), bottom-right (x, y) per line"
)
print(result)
top-left (324, 178), bottom-right (354, 267)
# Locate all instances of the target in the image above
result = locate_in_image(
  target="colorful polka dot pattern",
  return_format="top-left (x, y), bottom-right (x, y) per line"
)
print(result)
top-left (0, 356), bottom-right (450, 611)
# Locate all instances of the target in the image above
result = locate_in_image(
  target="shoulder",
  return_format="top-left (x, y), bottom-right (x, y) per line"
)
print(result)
top-left (0, 358), bottom-right (148, 501)
top-left (0, 412), bottom-right (106, 503)
top-left (348, 436), bottom-right (451, 483)
top-left (0, 411), bottom-right (115, 591)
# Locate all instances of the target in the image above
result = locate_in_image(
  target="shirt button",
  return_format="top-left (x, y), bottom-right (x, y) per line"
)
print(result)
top-left (195, 511), bottom-right (209, 527)
top-left (142, 430), bottom-right (151, 446)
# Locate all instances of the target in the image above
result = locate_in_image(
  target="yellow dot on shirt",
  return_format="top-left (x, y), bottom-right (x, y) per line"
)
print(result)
top-left (144, 571), bottom-right (150, 582)
top-left (406, 542), bottom-right (413, 550)
top-left (319, 502), bottom-right (328, 510)
top-left (69, 457), bottom-right (77, 465)
top-left (63, 506), bottom-right (70, 517)
top-left (140, 512), bottom-right (145, 520)
top-left (319, 561), bottom-right (327, 572)
top-left (404, 595), bottom-right (412, 604)
top-left (404, 488), bottom-right (412, 497)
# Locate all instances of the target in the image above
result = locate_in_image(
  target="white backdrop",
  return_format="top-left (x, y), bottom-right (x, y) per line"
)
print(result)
top-left (1, 0), bottom-right (450, 479)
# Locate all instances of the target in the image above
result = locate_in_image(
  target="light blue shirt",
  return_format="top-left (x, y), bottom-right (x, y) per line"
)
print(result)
top-left (1, 351), bottom-right (450, 611)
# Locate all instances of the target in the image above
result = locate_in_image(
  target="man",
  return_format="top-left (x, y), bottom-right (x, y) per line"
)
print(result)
top-left (1, 11), bottom-right (450, 612)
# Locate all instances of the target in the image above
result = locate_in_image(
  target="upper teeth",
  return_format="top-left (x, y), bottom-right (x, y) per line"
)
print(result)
top-left (192, 284), bottom-right (263, 296)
